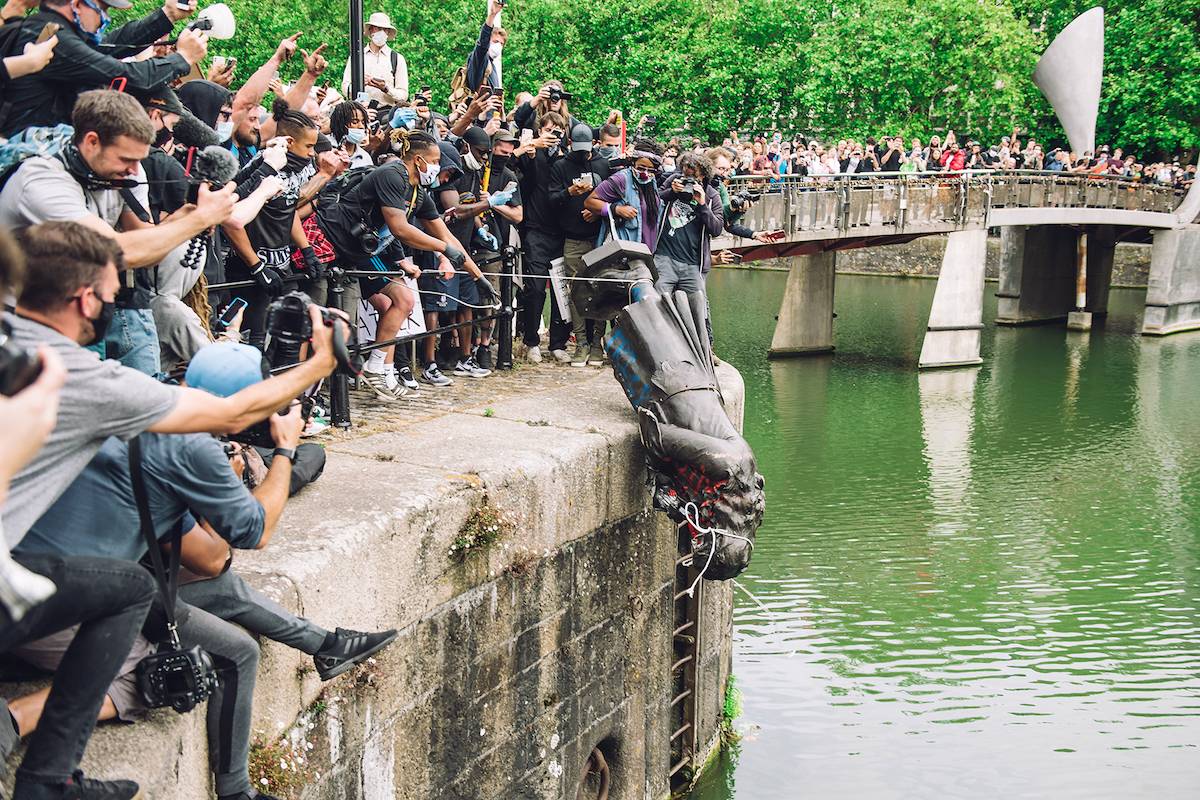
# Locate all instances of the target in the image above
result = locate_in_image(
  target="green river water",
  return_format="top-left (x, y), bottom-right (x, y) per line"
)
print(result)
top-left (690, 269), bottom-right (1200, 799)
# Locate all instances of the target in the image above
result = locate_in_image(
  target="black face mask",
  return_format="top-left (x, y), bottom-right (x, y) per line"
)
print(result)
top-left (490, 154), bottom-right (510, 175)
top-left (58, 145), bottom-right (135, 192)
top-left (84, 297), bottom-right (116, 346)
top-left (285, 152), bottom-right (313, 173)
top-left (153, 125), bottom-right (173, 148)
top-left (569, 149), bottom-right (591, 162)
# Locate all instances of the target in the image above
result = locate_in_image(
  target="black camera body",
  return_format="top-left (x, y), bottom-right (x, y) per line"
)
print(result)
top-left (349, 220), bottom-right (381, 254)
top-left (729, 190), bottom-right (760, 213)
top-left (0, 320), bottom-right (41, 397)
top-left (675, 176), bottom-right (699, 198)
top-left (136, 643), bottom-right (221, 713)
top-left (548, 87), bottom-right (572, 104)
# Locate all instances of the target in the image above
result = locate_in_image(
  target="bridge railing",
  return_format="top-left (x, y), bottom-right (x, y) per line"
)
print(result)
top-left (719, 171), bottom-right (1186, 241)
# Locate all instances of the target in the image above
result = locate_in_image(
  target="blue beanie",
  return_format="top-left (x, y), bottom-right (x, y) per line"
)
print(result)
top-left (185, 342), bottom-right (266, 397)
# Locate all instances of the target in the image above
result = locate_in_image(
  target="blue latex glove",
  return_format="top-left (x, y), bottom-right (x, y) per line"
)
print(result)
top-left (392, 107), bottom-right (417, 129)
top-left (487, 190), bottom-right (513, 207)
top-left (475, 227), bottom-right (499, 251)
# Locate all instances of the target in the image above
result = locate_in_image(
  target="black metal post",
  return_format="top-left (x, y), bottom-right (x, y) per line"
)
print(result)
top-left (327, 269), bottom-right (352, 429)
top-left (496, 245), bottom-right (516, 370)
top-left (348, 0), bottom-right (365, 99)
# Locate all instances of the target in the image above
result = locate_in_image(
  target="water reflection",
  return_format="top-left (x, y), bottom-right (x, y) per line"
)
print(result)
top-left (694, 271), bottom-right (1200, 800)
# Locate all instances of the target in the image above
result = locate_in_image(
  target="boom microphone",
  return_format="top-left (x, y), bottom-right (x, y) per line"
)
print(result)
top-left (191, 145), bottom-right (239, 187)
top-left (173, 110), bottom-right (221, 149)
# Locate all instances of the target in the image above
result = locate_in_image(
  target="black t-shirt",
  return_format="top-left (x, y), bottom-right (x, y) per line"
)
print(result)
top-left (658, 196), bottom-right (704, 266)
top-left (516, 148), bottom-right (562, 235)
top-left (482, 164), bottom-right (522, 247)
top-left (230, 157), bottom-right (316, 269)
top-left (142, 149), bottom-right (187, 221)
top-left (548, 152), bottom-right (602, 242)
top-left (317, 162), bottom-right (419, 263)
top-left (879, 150), bottom-right (903, 172)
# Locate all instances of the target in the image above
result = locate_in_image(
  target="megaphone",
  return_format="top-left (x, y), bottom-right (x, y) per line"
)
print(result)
top-left (190, 3), bottom-right (236, 40)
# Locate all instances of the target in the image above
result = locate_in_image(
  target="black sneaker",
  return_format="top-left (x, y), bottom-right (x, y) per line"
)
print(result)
top-left (57, 770), bottom-right (144, 799)
top-left (474, 345), bottom-right (494, 371)
top-left (314, 627), bottom-right (399, 681)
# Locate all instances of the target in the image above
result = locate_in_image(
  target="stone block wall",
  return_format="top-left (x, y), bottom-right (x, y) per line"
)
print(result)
top-left (4, 367), bottom-right (743, 800)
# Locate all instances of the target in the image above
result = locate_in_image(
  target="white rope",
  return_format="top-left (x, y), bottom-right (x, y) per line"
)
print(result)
top-left (679, 501), bottom-right (754, 598)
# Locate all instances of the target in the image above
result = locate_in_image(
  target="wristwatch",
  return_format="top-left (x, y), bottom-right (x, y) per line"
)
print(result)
top-left (272, 447), bottom-right (297, 464)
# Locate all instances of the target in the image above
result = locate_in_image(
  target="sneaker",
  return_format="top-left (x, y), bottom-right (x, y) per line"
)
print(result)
top-left (53, 770), bottom-right (144, 799)
top-left (588, 343), bottom-right (606, 366)
top-left (314, 627), bottom-right (399, 681)
top-left (570, 346), bottom-right (590, 367)
top-left (302, 415), bottom-right (330, 438)
top-left (453, 358), bottom-right (490, 378)
top-left (526, 345), bottom-right (542, 364)
top-left (473, 345), bottom-right (494, 371)
top-left (360, 368), bottom-right (401, 402)
top-left (420, 364), bottom-right (454, 387)
top-left (396, 366), bottom-right (419, 391)
top-left (551, 348), bottom-right (571, 364)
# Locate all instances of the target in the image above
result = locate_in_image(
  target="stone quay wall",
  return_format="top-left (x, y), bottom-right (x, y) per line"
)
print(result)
top-left (8, 366), bottom-right (743, 800)
top-left (743, 234), bottom-right (1152, 287)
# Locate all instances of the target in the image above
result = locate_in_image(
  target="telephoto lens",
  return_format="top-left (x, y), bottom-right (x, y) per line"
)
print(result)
top-left (0, 320), bottom-right (42, 397)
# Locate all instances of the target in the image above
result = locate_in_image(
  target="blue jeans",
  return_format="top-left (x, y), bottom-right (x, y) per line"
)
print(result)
top-left (1, 554), bottom-right (155, 796)
top-left (103, 308), bottom-right (161, 376)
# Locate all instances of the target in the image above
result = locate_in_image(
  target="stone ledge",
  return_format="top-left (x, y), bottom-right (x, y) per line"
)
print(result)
top-left (3, 364), bottom-right (743, 798)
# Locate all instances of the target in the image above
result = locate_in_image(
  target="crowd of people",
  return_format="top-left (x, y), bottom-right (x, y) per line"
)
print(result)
top-left (0, 0), bottom-right (1192, 795)
top-left (654, 130), bottom-right (1196, 189)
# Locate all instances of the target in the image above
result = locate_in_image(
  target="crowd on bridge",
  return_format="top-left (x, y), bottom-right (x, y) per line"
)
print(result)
top-left (0, 0), bottom-right (786, 795)
top-left (677, 130), bottom-right (1196, 189)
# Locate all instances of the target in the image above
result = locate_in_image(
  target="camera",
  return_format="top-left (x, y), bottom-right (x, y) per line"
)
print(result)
top-left (0, 319), bottom-right (41, 397)
top-left (548, 87), bottom-right (572, 104)
top-left (136, 642), bottom-right (221, 713)
top-left (729, 190), bottom-right (760, 213)
top-left (349, 220), bottom-right (381, 254)
top-left (675, 176), bottom-right (699, 197)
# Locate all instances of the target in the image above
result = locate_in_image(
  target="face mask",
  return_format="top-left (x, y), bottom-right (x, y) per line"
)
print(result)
top-left (346, 128), bottom-right (367, 146)
top-left (285, 152), bottom-right (313, 173)
top-left (596, 145), bottom-right (619, 159)
top-left (215, 121), bottom-right (234, 142)
top-left (490, 153), bottom-right (510, 174)
top-left (569, 149), bottom-right (590, 162)
top-left (370, 31), bottom-right (388, 47)
top-left (416, 157), bottom-right (440, 187)
top-left (488, 42), bottom-right (503, 60)
top-left (74, 0), bottom-right (109, 45)
top-left (461, 150), bottom-right (482, 172)
top-left (153, 124), bottom-right (173, 148)
top-left (633, 168), bottom-right (655, 185)
top-left (84, 295), bottom-right (116, 346)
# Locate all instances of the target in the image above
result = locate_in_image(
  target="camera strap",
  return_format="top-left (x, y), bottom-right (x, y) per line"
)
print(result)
top-left (127, 437), bottom-right (184, 650)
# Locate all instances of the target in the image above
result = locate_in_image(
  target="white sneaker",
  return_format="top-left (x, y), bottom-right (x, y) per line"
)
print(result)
top-left (420, 364), bottom-right (454, 387)
top-left (361, 368), bottom-right (402, 401)
top-left (453, 358), bottom-right (490, 378)
top-left (395, 366), bottom-right (419, 391)
top-left (526, 345), bottom-right (542, 364)
top-left (302, 416), bottom-right (331, 437)
top-left (551, 348), bottom-right (571, 364)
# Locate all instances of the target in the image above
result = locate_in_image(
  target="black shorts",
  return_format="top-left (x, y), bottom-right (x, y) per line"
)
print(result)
top-left (418, 271), bottom-right (459, 313)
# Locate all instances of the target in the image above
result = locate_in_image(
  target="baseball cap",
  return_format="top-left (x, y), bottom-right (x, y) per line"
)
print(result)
top-left (185, 343), bottom-right (267, 397)
top-left (462, 125), bottom-right (492, 153)
top-left (492, 127), bottom-right (518, 145)
top-left (568, 123), bottom-right (593, 152)
top-left (135, 85), bottom-right (185, 117)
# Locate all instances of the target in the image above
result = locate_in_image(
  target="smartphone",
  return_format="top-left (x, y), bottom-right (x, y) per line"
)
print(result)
top-left (212, 55), bottom-right (227, 72)
top-left (214, 297), bottom-right (248, 331)
top-left (355, 91), bottom-right (369, 105)
top-left (35, 22), bottom-right (60, 44)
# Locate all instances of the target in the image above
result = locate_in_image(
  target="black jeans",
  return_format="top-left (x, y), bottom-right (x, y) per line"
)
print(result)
top-left (518, 229), bottom-right (570, 349)
top-left (0, 554), bottom-right (154, 796)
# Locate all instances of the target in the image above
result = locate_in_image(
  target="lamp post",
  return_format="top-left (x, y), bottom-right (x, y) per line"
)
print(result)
top-left (349, 0), bottom-right (364, 98)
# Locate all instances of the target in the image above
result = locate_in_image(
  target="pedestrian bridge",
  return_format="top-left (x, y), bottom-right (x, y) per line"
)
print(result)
top-left (712, 171), bottom-right (1200, 368)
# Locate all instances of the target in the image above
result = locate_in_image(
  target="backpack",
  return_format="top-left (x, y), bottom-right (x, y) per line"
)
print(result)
top-left (448, 61), bottom-right (492, 112)
top-left (316, 164), bottom-right (374, 206)
top-left (0, 123), bottom-right (75, 194)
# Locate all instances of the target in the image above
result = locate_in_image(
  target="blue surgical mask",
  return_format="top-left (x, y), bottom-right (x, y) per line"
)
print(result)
top-left (215, 121), bottom-right (234, 142)
top-left (346, 128), bottom-right (367, 146)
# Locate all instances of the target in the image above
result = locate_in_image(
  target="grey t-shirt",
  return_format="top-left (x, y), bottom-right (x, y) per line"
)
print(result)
top-left (1, 313), bottom-right (179, 545)
top-left (0, 156), bottom-right (147, 229)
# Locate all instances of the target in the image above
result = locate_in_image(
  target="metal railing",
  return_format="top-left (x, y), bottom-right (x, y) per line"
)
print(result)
top-left (717, 170), bottom-right (1188, 241)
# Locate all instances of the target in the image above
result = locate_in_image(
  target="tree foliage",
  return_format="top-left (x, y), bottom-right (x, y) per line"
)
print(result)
top-left (125, 0), bottom-right (1197, 157)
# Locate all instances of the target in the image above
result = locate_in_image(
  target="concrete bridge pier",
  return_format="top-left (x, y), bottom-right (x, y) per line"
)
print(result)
top-left (1142, 225), bottom-right (1200, 336)
top-left (995, 225), bottom-right (1118, 327)
top-left (919, 229), bottom-right (987, 369)
top-left (768, 250), bottom-right (836, 357)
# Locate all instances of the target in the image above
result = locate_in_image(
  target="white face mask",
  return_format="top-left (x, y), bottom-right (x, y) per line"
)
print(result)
top-left (488, 41), bottom-right (502, 60)
top-left (417, 157), bottom-right (440, 187)
top-left (370, 30), bottom-right (388, 47)
top-left (215, 121), bottom-right (234, 142)
top-left (462, 150), bottom-right (482, 171)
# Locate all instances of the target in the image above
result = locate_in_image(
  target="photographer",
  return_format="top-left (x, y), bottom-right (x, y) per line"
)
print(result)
top-left (548, 123), bottom-right (603, 366)
top-left (513, 111), bottom-right (569, 363)
top-left (0, 225), bottom-right (156, 799)
top-left (1, 221), bottom-right (344, 550)
top-left (0, 0), bottom-right (207, 137)
top-left (16, 341), bottom-right (396, 800)
top-left (706, 147), bottom-right (781, 244)
top-left (0, 90), bottom-right (237, 373)
top-left (513, 80), bottom-right (580, 135)
top-left (654, 151), bottom-right (724, 298)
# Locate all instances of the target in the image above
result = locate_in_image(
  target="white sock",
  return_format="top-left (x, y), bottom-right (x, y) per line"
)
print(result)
top-left (366, 350), bottom-right (386, 372)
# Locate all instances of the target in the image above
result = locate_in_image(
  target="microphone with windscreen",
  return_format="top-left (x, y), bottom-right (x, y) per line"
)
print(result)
top-left (173, 110), bottom-right (221, 149)
top-left (187, 4), bottom-right (236, 40)
top-left (185, 145), bottom-right (238, 203)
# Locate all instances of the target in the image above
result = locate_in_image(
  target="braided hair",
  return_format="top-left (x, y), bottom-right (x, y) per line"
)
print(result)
top-left (389, 129), bottom-right (439, 161)
top-left (271, 99), bottom-right (317, 140)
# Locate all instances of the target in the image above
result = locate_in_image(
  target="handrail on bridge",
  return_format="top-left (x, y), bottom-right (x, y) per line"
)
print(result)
top-left (717, 170), bottom-right (1188, 241)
